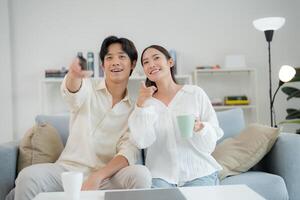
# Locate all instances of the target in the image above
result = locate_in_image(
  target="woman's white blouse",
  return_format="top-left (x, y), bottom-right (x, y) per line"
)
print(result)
top-left (128, 85), bottom-right (224, 185)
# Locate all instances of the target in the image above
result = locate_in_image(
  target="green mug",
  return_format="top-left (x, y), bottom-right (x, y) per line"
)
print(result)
top-left (176, 114), bottom-right (195, 138)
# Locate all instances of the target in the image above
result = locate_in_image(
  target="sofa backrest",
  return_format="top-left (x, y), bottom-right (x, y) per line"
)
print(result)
top-left (216, 108), bottom-right (245, 143)
top-left (35, 114), bottom-right (69, 146)
top-left (35, 108), bottom-right (246, 146)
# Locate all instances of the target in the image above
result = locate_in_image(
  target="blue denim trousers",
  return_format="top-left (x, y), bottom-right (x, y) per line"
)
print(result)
top-left (152, 172), bottom-right (219, 188)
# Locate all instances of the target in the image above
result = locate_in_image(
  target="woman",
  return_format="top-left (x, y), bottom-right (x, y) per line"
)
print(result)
top-left (129, 45), bottom-right (223, 188)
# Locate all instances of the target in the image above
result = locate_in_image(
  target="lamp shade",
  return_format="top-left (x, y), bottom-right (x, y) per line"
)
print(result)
top-left (253, 17), bottom-right (285, 31)
top-left (279, 65), bottom-right (296, 82)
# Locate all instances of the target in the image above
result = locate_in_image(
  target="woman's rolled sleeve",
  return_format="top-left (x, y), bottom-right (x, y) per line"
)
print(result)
top-left (192, 122), bottom-right (224, 153)
top-left (192, 87), bottom-right (224, 153)
top-left (128, 105), bottom-right (158, 149)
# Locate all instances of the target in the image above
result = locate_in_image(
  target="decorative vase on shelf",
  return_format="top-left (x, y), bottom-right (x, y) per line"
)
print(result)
top-left (87, 52), bottom-right (94, 77)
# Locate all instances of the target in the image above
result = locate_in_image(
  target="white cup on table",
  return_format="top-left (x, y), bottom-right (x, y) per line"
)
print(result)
top-left (61, 171), bottom-right (83, 200)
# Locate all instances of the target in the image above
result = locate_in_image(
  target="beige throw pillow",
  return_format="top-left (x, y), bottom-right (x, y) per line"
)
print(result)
top-left (212, 123), bottom-right (280, 180)
top-left (18, 123), bottom-right (64, 173)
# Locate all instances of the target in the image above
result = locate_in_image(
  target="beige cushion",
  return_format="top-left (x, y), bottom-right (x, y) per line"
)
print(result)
top-left (18, 123), bottom-right (64, 173)
top-left (212, 123), bottom-right (280, 180)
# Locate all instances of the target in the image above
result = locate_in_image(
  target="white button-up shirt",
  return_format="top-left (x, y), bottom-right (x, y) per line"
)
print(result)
top-left (129, 85), bottom-right (223, 185)
top-left (56, 76), bottom-right (139, 177)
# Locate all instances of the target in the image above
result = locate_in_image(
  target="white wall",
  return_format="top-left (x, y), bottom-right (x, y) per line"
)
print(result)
top-left (5, 0), bottom-right (300, 139)
top-left (0, 0), bottom-right (13, 143)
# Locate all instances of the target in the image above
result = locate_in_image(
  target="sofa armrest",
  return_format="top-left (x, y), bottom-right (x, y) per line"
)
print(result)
top-left (260, 132), bottom-right (300, 200)
top-left (0, 141), bottom-right (18, 199)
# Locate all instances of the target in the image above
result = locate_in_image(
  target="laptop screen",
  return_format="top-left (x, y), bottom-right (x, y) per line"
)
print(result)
top-left (104, 188), bottom-right (187, 200)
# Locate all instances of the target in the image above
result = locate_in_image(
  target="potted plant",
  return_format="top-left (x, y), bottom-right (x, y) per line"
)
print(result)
top-left (280, 67), bottom-right (300, 134)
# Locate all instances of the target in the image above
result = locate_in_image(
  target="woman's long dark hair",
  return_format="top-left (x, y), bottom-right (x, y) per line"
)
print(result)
top-left (141, 45), bottom-right (177, 87)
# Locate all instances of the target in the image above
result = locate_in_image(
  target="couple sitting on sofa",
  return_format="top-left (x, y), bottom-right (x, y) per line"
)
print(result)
top-left (10, 36), bottom-right (223, 200)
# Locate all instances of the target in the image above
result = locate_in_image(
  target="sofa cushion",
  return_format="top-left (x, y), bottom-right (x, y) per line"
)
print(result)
top-left (212, 123), bottom-right (279, 180)
top-left (17, 123), bottom-right (64, 173)
top-left (221, 171), bottom-right (289, 200)
top-left (216, 108), bottom-right (245, 143)
top-left (35, 114), bottom-right (69, 145)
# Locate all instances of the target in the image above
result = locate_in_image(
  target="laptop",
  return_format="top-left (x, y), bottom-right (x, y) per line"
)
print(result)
top-left (104, 188), bottom-right (187, 200)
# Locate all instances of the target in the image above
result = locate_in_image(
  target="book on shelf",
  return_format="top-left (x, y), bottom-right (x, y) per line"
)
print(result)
top-left (45, 69), bottom-right (68, 78)
top-left (224, 95), bottom-right (249, 105)
top-left (196, 65), bottom-right (220, 70)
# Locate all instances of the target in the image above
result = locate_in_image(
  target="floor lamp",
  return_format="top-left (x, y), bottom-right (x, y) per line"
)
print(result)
top-left (253, 17), bottom-right (285, 127)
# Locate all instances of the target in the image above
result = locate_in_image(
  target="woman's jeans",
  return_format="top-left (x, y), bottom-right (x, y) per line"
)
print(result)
top-left (152, 172), bottom-right (219, 188)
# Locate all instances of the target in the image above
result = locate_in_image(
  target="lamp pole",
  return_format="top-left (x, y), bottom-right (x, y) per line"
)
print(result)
top-left (265, 30), bottom-right (274, 127)
top-left (268, 41), bottom-right (273, 127)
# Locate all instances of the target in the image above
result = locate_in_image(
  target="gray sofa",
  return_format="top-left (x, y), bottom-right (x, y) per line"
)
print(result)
top-left (0, 108), bottom-right (299, 200)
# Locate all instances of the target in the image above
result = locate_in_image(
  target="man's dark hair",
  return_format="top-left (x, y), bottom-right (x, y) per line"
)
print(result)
top-left (99, 36), bottom-right (138, 75)
top-left (141, 45), bottom-right (177, 88)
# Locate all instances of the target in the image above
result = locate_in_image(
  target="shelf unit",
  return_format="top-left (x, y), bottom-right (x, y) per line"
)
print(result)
top-left (193, 68), bottom-right (258, 124)
top-left (40, 75), bottom-right (192, 114)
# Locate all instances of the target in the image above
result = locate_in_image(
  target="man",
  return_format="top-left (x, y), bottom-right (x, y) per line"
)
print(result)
top-left (11, 36), bottom-right (151, 200)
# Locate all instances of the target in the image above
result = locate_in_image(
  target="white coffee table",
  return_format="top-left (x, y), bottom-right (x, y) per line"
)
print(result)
top-left (33, 184), bottom-right (265, 200)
